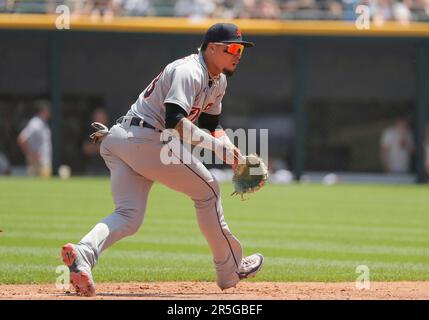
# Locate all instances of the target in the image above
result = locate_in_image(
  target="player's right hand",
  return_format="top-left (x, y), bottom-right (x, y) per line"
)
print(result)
top-left (214, 143), bottom-right (244, 169)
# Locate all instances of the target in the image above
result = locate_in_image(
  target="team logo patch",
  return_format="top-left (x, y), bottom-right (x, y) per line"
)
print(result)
top-left (236, 28), bottom-right (242, 38)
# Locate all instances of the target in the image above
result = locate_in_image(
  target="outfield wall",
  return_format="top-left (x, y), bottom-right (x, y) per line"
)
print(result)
top-left (0, 16), bottom-right (427, 181)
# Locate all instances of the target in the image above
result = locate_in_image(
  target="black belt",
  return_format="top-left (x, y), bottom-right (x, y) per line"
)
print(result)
top-left (116, 116), bottom-right (161, 132)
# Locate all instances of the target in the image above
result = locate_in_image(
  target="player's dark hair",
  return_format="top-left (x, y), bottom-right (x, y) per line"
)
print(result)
top-left (200, 42), bottom-right (208, 52)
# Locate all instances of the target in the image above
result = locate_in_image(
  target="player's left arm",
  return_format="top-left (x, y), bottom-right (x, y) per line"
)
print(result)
top-left (198, 82), bottom-right (238, 153)
top-left (198, 112), bottom-right (242, 168)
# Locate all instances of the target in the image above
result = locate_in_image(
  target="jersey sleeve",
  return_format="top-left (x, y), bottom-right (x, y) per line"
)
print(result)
top-left (164, 66), bottom-right (201, 115)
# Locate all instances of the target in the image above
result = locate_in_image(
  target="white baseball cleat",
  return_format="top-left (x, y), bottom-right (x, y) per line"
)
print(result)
top-left (220, 253), bottom-right (264, 290)
top-left (61, 243), bottom-right (96, 297)
top-left (238, 253), bottom-right (264, 280)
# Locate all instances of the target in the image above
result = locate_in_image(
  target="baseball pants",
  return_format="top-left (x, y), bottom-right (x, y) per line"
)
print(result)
top-left (76, 122), bottom-right (242, 289)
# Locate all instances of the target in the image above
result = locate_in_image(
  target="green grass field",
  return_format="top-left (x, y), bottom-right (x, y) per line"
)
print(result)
top-left (0, 177), bottom-right (428, 284)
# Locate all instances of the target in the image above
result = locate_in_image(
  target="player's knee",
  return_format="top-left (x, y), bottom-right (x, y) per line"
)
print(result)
top-left (194, 183), bottom-right (220, 206)
top-left (123, 221), bottom-right (140, 236)
top-left (192, 179), bottom-right (220, 208)
top-left (116, 208), bottom-right (144, 236)
top-left (205, 178), bottom-right (221, 199)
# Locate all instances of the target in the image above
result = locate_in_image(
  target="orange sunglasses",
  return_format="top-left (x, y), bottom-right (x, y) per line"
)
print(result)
top-left (214, 43), bottom-right (245, 57)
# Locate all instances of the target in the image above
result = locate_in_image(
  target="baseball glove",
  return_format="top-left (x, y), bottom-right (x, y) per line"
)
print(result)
top-left (231, 154), bottom-right (268, 200)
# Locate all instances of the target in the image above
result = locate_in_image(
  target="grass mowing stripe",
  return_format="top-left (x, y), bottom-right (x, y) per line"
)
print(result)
top-left (2, 237), bottom-right (429, 266)
top-left (2, 222), bottom-right (429, 255)
top-left (0, 259), bottom-right (424, 275)
top-left (2, 224), bottom-right (428, 250)
top-left (4, 217), bottom-right (429, 236)
top-left (1, 258), bottom-right (427, 284)
top-left (3, 230), bottom-right (429, 257)
top-left (2, 245), bottom-right (427, 273)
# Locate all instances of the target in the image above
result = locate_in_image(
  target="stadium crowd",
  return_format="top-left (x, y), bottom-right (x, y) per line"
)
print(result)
top-left (1, 0), bottom-right (429, 23)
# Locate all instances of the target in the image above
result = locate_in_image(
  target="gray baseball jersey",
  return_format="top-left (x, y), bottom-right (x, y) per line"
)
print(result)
top-left (127, 52), bottom-right (227, 129)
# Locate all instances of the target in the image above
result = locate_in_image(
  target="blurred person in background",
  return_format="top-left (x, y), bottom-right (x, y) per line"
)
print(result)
top-left (1, 0), bottom-right (15, 12)
top-left (211, 0), bottom-right (236, 19)
top-left (72, 0), bottom-right (122, 21)
top-left (122, 0), bottom-right (154, 16)
top-left (234, 0), bottom-right (258, 18)
top-left (82, 107), bottom-right (110, 175)
top-left (380, 116), bottom-right (414, 174)
top-left (413, 0), bottom-right (429, 19)
top-left (279, 0), bottom-right (299, 17)
top-left (279, 0), bottom-right (318, 19)
top-left (392, 0), bottom-right (412, 24)
top-left (255, 0), bottom-right (281, 19)
top-left (341, 0), bottom-right (360, 20)
top-left (174, 0), bottom-right (216, 18)
top-left (372, 0), bottom-right (394, 25)
top-left (17, 100), bottom-right (52, 177)
top-left (328, 0), bottom-right (344, 20)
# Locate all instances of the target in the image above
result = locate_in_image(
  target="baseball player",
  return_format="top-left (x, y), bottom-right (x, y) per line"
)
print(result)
top-left (61, 23), bottom-right (264, 297)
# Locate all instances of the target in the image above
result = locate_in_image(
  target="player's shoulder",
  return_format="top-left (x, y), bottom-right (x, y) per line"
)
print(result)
top-left (168, 54), bottom-right (203, 74)
top-left (166, 54), bottom-right (205, 86)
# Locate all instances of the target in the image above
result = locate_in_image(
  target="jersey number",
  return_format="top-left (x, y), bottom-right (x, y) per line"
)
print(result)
top-left (144, 72), bottom-right (162, 99)
top-left (187, 107), bottom-right (201, 122)
top-left (187, 103), bottom-right (213, 122)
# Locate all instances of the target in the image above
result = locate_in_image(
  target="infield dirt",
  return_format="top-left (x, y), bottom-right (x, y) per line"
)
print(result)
top-left (0, 281), bottom-right (428, 299)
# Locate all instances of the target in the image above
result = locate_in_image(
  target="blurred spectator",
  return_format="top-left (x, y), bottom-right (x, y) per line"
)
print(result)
top-left (255, 0), bottom-right (281, 19)
top-left (82, 107), bottom-right (110, 175)
top-left (372, 0), bottom-right (394, 26)
top-left (174, 0), bottom-right (216, 18)
top-left (380, 116), bottom-right (414, 173)
top-left (122, 0), bottom-right (154, 16)
top-left (0, 151), bottom-right (11, 175)
top-left (414, 0), bottom-right (429, 18)
top-left (280, 0), bottom-right (316, 19)
top-left (211, 0), bottom-right (236, 18)
top-left (328, 1), bottom-right (344, 20)
top-left (392, 0), bottom-right (412, 24)
top-left (17, 100), bottom-right (52, 177)
top-left (1, 0), bottom-right (16, 12)
top-left (71, 0), bottom-right (122, 21)
top-left (342, 0), bottom-right (359, 20)
top-left (233, 0), bottom-right (258, 18)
